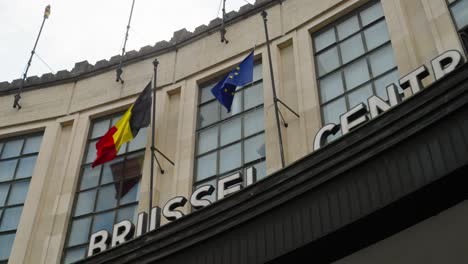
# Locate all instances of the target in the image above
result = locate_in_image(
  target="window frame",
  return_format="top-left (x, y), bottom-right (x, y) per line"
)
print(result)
top-left (447, 0), bottom-right (468, 54)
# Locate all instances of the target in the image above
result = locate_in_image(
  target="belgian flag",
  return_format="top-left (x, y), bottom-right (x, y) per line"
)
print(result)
top-left (92, 83), bottom-right (152, 168)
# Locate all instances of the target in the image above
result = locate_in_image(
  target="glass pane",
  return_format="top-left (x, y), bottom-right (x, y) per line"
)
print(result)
top-left (101, 157), bottom-right (125, 184)
top-left (369, 45), bottom-right (396, 76)
top-left (340, 34), bottom-right (365, 64)
top-left (244, 134), bottom-right (265, 163)
top-left (344, 59), bottom-right (370, 90)
top-left (22, 135), bottom-right (43, 154)
top-left (0, 233), bottom-right (16, 261)
top-left (1, 139), bottom-right (23, 159)
top-left (244, 108), bottom-right (264, 137)
top-left (128, 127), bottom-right (148, 152)
top-left (198, 127), bottom-right (218, 155)
top-left (122, 154), bottom-right (144, 179)
top-left (364, 20), bottom-right (389, 51)
top-left (117, 205), bottom-right (137, 223)
top-left (374, 70), bottom-right (400, 100)
top-left (0, 184), bottom-right (9, 206)
top-left (220, 118), bottom-right (241, 146)
top-left (0, 160), bottom-right (18, 182)
top-left (120, 179), bottom-right (140, 205)
top-left (117, 142), bottom-right (127, 156)
top-left (0, 143), bottom-right (3, 155)
top-left (314, 28), bottom-right (336, 52)
top-left (194, 178), bottom-right (217, 203)
top-left (91, 211), bottom-right (115, 234)
top-left (15, 156), bottom-right (37, 179)
top-left (253, 161), bottom-right (267, 181)
top-left (221, 90), bottom-right (243, 119)
top-left (196, 153), bottom-right (217, 181)
top-left (253, 64), bottom-right (263, 82)
top-left (200, 84), bottom-right (216, 104)
top-left (63, 247), bottom-right (86, 264)
top-left (451, 0), bottom-right (468, 29)
top-left (67, 217), bottom-right (91, 247)
top-left (348, 84), bottom-right (373, 108)
top-left (322, 97), bottom-right (347, 124)
top-left (74, 189), bottom-right (96, 216)
top-left (317, 47), bottom-right (340, 76)
top-left (85, 140), bottom-right (98, 164)
top-left (111, 115), bottom-right (123, 127)
top-left (91, 119), bottom-right (111, 139)
top-left (244, 82), bottom-right (263, 110)
top-left (7, 180), bottom-right (30, 205)
top-left (320, 71), bottom-right (345, 103)
top-left (361, 2), bottom-right (384, 26)
top-left (0, 206), bottom-right (23, 231)
top-left (337, 16), bottom-right (360, 40)
top-left (95, 185), bottom-right (118, 211)
top-left (199, 102), bottom-right (219, 128)
top-left (80, 165), bottom-right (101, 190)
top-left (219, 143), bottom-right (241, 174)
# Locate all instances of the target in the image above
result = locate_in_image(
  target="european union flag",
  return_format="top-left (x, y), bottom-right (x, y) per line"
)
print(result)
top-left (211, 50), bottom-right (254, 112)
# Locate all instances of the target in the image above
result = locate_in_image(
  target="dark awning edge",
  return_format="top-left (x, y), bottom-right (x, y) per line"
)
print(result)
top-left (78, 64), bottom-right (468, 264)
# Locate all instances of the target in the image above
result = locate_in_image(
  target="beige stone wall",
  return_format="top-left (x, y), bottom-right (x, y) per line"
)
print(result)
top-left (0, 0), bottom-right (465, 263)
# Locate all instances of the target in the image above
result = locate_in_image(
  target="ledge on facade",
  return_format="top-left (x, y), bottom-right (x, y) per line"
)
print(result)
top-left (0, 0), bottom-right (282, 94)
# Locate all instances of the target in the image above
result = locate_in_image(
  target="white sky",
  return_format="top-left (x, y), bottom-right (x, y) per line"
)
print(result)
top-left (0, 0), bottom-right (252, 82)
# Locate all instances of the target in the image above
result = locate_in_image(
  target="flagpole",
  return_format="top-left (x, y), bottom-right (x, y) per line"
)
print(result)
top-left (261, 10), bottom-right (285, 168)
top-left (149, 58), bottom-right (159, 228)
top-left (116, 0), bottom-right (136, 84)
top-left (13, 5), bottom-right (50, 110)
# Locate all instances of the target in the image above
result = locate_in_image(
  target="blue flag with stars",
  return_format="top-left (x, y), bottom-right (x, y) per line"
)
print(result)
top-left (211, 50), bottom-right (254, 112)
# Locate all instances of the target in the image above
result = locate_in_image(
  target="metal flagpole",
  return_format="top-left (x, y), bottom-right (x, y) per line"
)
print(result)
top-left (13, 5), bottom-right (51, 110)
top-left (149, 59), bottom-right (159, 228)
top-left (116, 0), bottom-right (136, 84)
top-left (220, 0), bottom-right (229, 43)
top-left (261, 10), bottom-right (286, 168)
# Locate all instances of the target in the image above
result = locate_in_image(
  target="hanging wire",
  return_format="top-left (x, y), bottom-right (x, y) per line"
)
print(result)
top-left (215, 0), bottom-right (223, 17)
top-left (34, 52), bottom-right (55, 74)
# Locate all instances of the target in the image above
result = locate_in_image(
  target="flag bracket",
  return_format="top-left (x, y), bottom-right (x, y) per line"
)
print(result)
top-left (275, 98), bottom-right (300, 127)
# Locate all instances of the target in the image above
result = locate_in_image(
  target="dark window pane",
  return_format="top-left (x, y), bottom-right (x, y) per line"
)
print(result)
top-left (320, 71), bottom-right (345, 103)
top-left (220, 118), bottom-right (242, 146)
top-left (15, 156), bottom-right (37, 179)
top-left (198, 127), bottom-right (218, 155)
top-left (221, 90), bottom-right (243, 119)
top-left (344, 59), bottom-right (370, 90)
top-left (0, 206), bottom-right (23, 231)
top-left (117, 205), bottom-right (138, 223)
top-left (67, 217), bottom-right (91, 247)
top-left (244, 134), bottom-right (265, 163)
top-left (317, 47), bottom-right (340, 76)
top-left (101, 157), bottom-right (125, 184)
top-left (369, 45), bottom-right (396, 76)
top-left (22, 135), bottom-right (43, 154)
top-left (322, 98), bottom-right (347, 124)
top-left (314, 28), bottom-right (336, 52)
top-left (199, 102), bottom-right (219, 128)
top-left (80, 165), bottom-right (101, 190)
top-left (1, 139), bottom-right (23, 159)
top-left (337, 15), bottom-right (360, 40)
top-left (360, 2), bottom-right (384, 26)
top-left (91, 119), bottom-right (111, 139)
top-left (364, 20), bottom-right (390, 51)
top-left (120, 179), bottom-right (140, 205)
top-left (348, 83), bottom-right (373, 108)
top-left (7, 180), bottom-right (30, 205)
top-left (0, 143), bottom-right (3, 155)
top-left (252, 161), bottom-right (267, 181)
top-left (196, 153), bottom-right (217, 181)
top-left (63, 246), bottom-right (86, 264)
top-left (244, 108), bottom-right (264, 137)
top-left (244, 82), bottom-right (264, 110)
top-left (128, 127), bottom-right (147, 152)
top-left (74, 189), bottom-right (96, 216)
top-left (340, 34), bottom-right (365, 64)
top-left (0, 184), bottom-right (9, 206)
top-left (219, 143), bottom-right (241, 174)
top-left (0, 159), bottom-right (18, 182)
top-left (0, 233), bottom-right (16, 261)
top-left (91, 211), bottom-right (115, 234)
top-left (451, 0), bottom-right (468, 29)
top-left (96, 185), bottom-right (118, 211)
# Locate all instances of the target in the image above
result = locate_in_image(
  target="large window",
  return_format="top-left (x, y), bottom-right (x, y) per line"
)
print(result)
top-left (0, 133), bottom-right (43, 262)
top-left (313, 1), bottom-right (400, 141)
top-left (62, 114), bottom-right (147, 264)
top-left (194, 63), bottom-right (266, 202)
top-left (448, 0), bottom-right (468, 51)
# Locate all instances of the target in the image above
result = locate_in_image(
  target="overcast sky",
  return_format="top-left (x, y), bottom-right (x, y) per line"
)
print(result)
top-left (0, 0), bottom-right (252, 82)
